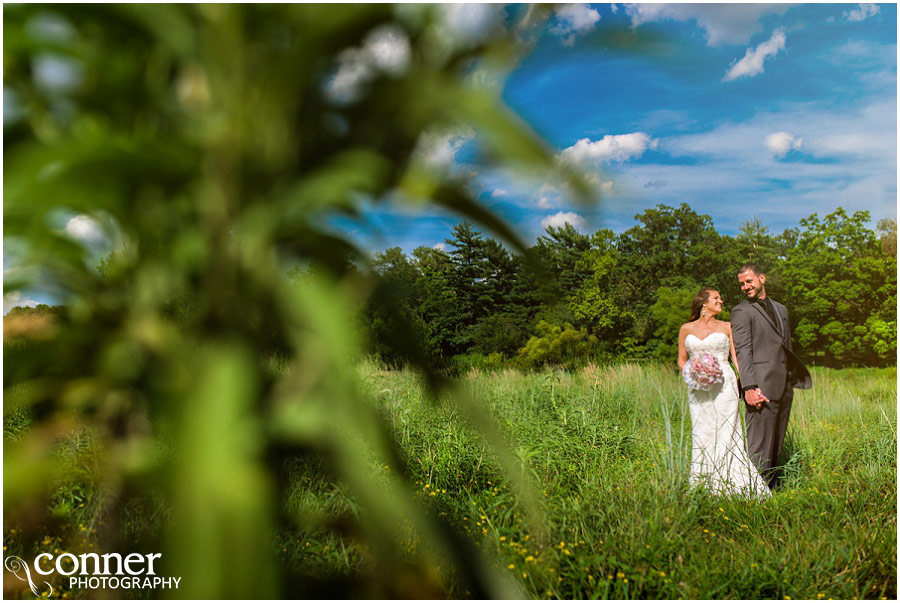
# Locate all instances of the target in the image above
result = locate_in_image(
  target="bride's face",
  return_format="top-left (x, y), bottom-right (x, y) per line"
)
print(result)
top-left (704, 291), bottom-right (723, 315)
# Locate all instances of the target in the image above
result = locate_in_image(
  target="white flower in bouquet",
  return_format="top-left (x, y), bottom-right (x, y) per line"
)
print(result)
top-left (682, 352), bottom-right (724, 391)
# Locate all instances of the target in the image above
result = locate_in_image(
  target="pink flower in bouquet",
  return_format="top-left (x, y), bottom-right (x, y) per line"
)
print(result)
top-left (682, 352), bottom-right (724, 391)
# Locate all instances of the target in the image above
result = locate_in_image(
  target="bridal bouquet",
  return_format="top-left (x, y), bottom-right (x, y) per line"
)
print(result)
top-left (682, 352), bottom-right (724, 391)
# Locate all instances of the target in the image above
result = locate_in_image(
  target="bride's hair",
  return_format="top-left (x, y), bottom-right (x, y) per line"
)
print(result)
top-left (688, 287), bottom-right (716, 322)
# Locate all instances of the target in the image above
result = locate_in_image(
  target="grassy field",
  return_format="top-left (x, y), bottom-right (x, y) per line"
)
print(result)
top-left (282, 363), bottom-right (896, 599)
top-left (4, 362), bottom-right (896, 599)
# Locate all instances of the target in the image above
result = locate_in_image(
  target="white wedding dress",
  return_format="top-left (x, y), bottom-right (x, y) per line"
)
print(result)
top-left (685, 332), bottom-right (769, 498)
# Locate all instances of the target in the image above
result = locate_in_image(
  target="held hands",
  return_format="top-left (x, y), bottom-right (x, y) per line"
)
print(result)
top-left (745, 388), bottom-right (769, 409)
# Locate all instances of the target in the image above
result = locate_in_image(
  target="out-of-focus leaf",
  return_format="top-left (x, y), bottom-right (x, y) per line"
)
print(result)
top-left (273, 271), bottom-right (522, 597)
top-left (431, 182), bottom-right (527, 253)
top-left (167, 344), bottom-right (278, 599)
top-left (113, 4), bottom-right (197, 59)
top-left (280, 148), bottom-right (393, 216)
top-left (3, 3), bottom-right (609, 598)
top-left (4, 421), bottom-right (73, 507)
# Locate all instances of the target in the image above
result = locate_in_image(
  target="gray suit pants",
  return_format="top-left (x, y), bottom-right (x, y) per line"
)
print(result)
top-left (745, 387), bottom-right (793, 490)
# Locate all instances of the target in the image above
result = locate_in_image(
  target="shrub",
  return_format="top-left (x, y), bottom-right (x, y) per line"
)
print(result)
top-left (516, 321), bottom-right (597, 369)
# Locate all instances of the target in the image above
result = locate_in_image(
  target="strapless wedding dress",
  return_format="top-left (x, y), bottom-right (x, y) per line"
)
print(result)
top-left (685, 332), bottom-right (769, 498)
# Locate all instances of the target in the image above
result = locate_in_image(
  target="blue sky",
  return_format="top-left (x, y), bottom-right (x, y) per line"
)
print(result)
top-left (339, 3), bottom-right (896, 254)
top-left (5, 4), bottom-right (897, 311)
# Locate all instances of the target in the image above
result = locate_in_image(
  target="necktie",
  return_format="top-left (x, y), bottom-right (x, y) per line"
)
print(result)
top-left (760, 298), bottom-right (780, 335)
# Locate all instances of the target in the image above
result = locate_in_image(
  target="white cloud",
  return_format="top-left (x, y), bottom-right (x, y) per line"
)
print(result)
top-left (64, 214), bottom-right (106, 246)
top-left (4, 291), bottom-right (41, 314)
top-left (467, 66), bottom-right (504, 92)
top-left (624, 4), bottom-right (788, 46)
top-left (528, 173), bottom-right (614, 209)
top-left (765, 131), bottom-right (803, 158)
top-left (414, 127), bottom-right (475, 170)
top-left (615, 97), bottom-right (896, 231)
top-left (550, 4), bottom-right (601, 45)
top-left (491, 188), bottom-right (509, 198)
top-left (534, 183), bottom-right (560, 209)
top-left (610, 3), bottom-right (618, 14)
top-left (846, 3), bottom-right (880, 22)
top-left (325, 25), bottom-right (411, 104)
top-left (439, 4), bottom-right (505, 46)
top-left (666, 98), bottom-right (896, 162)
top-left (541, 211), bottom-right (587, 231)
top-left (561, 132), bottom-right (658, 164)
top-left (723, 29), bottom-right (786, 82)
top-left (583, 172), bottom-right (615, 194)
top-left (596, 178), bottom-right (615, 194)
top-left (432, 242), bottom-right (446, 251)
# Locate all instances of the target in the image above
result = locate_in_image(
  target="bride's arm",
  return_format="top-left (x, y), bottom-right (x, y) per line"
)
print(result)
top-left (677, 324), bottom-right (689, 370)
top-left (726, 323), bottom-right (739, 373)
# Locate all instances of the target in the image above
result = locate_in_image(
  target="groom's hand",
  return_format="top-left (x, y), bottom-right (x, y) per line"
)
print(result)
top-left (745, 388), bottom-right (769, 408)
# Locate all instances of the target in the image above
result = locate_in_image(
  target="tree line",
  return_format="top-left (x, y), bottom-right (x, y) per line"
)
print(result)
top-left (15, 204), bottom-right (895, 371)
top-left (360, 204), bottom-right (896, 369)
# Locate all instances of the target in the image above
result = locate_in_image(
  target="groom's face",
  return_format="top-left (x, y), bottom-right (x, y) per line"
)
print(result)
top-left (738, 269), bottom-right (766, 299)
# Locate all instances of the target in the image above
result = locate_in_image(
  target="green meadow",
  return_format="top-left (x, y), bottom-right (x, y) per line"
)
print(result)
top-left (283, 363), bottom-right (897, 599)
top-left (4, 363), bottom-right (895, 599)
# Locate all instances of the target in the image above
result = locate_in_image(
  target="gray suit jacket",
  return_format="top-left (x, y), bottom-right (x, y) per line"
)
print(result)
top-left (731, 297), bottom-right (812, 401)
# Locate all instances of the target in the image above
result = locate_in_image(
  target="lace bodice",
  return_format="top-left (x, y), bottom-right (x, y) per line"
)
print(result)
top-left (685, 332), bottom-right (730, 363)
top-left (682, 330), bottom-right (769, 498)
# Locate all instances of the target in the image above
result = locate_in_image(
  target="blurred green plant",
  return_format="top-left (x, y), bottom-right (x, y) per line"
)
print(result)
top-left (3, 4), bottom-right (595, 598)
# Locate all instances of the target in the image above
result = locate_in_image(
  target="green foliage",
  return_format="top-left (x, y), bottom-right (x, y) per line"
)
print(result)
top-left (4, 4), bottom-right (585, 598)
top-left (354, 205), bottom-right (895, 368)
top-left (411, 245), bottom-right (458, 362)
top-left (5, 304), bottom-right (62, 317)
top-left (449, 352), bottom-right (507, 374)
top-left (647, 283), bottom-right (699, 360)
top-left (568, 229), bottom-right (630, 346)
top-left (516, 321), bottom-right (597, 369)
top-left (781, 209), bottom-right (896, 367)
top-left (731, 217), bottom-right (790, 300)
top-left (616, 203), bottom-right (729, 294)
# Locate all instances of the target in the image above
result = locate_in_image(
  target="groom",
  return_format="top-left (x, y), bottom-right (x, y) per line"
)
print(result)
top-left (731, 263), bottom-right (811, 490)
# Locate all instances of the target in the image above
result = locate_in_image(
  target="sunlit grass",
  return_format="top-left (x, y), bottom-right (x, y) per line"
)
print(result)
top-left (280, 362), bottom-right (895, 599)
top-left (4, 362), bottom-right (895, 599)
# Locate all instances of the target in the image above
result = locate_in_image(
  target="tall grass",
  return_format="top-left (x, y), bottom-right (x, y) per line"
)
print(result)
top-left (5, 363), bottom-right (895, 599)
top-left (280, 362), bottom-right (896, 599)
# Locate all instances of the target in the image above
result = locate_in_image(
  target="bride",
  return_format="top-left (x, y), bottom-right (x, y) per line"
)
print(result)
top-left (677, 288), bottom-right (769, 498)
